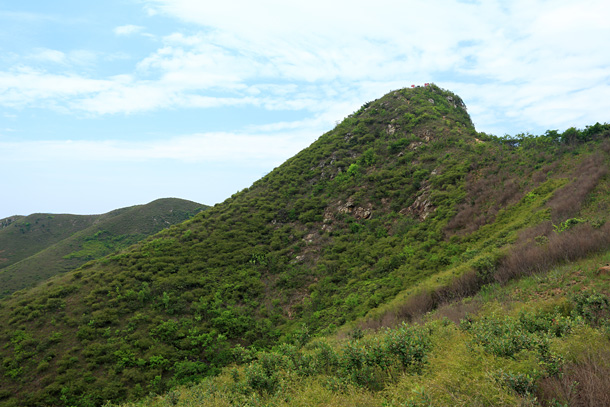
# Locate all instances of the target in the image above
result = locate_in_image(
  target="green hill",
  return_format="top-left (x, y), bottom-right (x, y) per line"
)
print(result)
top-left (0, 213), bottom-right (102, 270)
top-left (0, 84), bottom-right (609, 407)
top-left (0, 198), bottom-right (206, 297)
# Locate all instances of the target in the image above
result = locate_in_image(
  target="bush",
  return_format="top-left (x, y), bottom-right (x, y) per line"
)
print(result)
top-left (497, 369), bottom-right (537, 396)
top-left (383, 323), bottom-right (431, 371)
top-left (571, 291), bottom-right (610, 326)
top-left (244, 352), bottom-right (290, 395)
top-left (338, 323), bottom-right (431, 390)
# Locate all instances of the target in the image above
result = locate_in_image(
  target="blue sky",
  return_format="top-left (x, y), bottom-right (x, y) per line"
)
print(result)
top-left (1, 0), bottom-right (609, 218)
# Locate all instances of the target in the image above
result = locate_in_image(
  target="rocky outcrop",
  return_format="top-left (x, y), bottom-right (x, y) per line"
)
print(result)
top-left (401, 184), bottom-right (435, 221)
top-left (0, 217), bottom-right (20, 230)
top-left (337, 198), bottom-right (372, 220)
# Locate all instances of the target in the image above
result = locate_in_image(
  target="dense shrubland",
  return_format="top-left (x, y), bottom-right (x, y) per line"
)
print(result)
top-left (112, 259), bottom-right (610, 406)
top-left (1, 85), bottom-right (609, 406)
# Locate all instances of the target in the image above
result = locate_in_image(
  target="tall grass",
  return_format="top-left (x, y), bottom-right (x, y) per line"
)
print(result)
top-left (538, 348), bottom-right (610, 406)
top-left (495, 222), bottom-right (610, 284)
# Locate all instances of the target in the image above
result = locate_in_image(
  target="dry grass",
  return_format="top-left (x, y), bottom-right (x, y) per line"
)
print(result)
top-left (538, 349), bottom-right (610, 407)
top-left (428, 299), bottom-right (482, 324)
top-left (495, 223), bottom-right (610, 285)
top-left (363, 219), bottom-right (610, 332)
top-left (445, 168), bottom-right (514, 236)
top-left (547, 153), bottom-right (608, 223)
top-left (360, 270), bottom-right (483, 330)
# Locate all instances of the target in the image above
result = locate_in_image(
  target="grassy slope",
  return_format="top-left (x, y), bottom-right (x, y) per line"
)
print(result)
top-left (0, 198), bottom-right (206, 297)
top-left (0, 84), bottom-right (609, 407)
top-left (0, 213), bottom-right (102, 270)
top-left (115, 251), bottom-right (610, 407)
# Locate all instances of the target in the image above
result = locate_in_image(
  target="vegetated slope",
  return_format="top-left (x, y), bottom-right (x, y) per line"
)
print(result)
top-left (0, 198), bottom-right (206, 297)
top-left (0, 213), bottom-right (103, 270)
top-left (113, 251), bottom-right (610, 407)
top-left (0, 84), bottom-right (609, 407)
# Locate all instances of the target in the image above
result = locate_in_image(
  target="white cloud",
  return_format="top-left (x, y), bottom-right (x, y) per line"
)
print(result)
top-left (25, 48), bottom-right (98, 67)
top-left (114, 24), bottom-right (145, 36)
top-left (0, 132), bottom-right (316, 164)
top-left (1, 0), bottom-right (608, 136)
top-left (0, 67), bottom-right (111, 108)
top-left (28, 49), bottom-right (67, 64)
top-left (130, 0), bottom-right (609, 132)
top-left (68, 50), bottom-right (99, 66)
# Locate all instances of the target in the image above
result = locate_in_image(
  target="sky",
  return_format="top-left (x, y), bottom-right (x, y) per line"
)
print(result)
top-left (1, 0), bottom-right (609, 218)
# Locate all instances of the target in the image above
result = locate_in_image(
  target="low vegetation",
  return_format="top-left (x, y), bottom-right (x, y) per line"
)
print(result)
top-left (112, 252), bottom-right (610, 406)
top-left (0, 84), bottom-right (609, 406)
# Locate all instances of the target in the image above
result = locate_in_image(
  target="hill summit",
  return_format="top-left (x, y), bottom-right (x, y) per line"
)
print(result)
top-left (1, 84), bottom-right (610, 406)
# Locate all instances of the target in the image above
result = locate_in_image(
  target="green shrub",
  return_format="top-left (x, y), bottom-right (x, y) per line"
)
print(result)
top-left (572, 291), bottom-right (610, 325)
top-left (383, 323), bottom-right (431, 371)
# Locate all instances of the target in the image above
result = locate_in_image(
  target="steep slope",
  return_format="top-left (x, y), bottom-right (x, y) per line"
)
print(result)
top-left (0, 198), bottom-right (206, 297)
top-left (0, 84), bottom-right (609, 407)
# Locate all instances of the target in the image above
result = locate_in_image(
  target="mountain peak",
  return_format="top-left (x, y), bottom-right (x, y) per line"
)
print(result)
top-left (330, 83), bottom-right (475, 153)
top-left (355, 83), bottom-right (469, 119)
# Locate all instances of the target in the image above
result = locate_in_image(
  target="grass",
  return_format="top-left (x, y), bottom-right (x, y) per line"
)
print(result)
top-left (107, 249), bottom-right (610, 407)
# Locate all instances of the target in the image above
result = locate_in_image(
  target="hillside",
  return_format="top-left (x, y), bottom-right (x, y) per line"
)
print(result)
top-left (113, 250), bottom-right (610, 407)
top-left (0, 84), bottom-right (609, 407)
top-left (0, 198), bottom-right (206, 297)
top-left (0, 213), bottom-right (103, 270)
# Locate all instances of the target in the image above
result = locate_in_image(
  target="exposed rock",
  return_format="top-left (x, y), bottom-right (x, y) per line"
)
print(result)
top-left (418, 129), bottom-right (433, 142)
top-left (337, 199), bottom-right (372, 219)
top-left (353, 205), bottom-right (372, 220)
top-left (338, 198), bottom-right (355, 214)
top-left (428, 98), bottom-right (435, 104)
top-left (401, 184), bottom-right (435, 221)
top-left (409, 141), bottom-right (424, 150)
top-left (0, 217), bottom-right (19, 229)
top-left (304, 233), bottom-right (316, 243)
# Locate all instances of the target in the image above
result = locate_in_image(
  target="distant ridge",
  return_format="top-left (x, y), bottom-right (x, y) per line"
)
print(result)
top-left (0, 197), bottom-right (207, 297)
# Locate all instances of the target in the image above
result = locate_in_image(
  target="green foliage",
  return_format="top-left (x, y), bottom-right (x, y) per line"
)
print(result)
top-left (2, 85), bottom-right (610, 407)
top-left (496, 369), bottom-right (537, 396)
top-left (571, 291), bottom-right (610, 325)
top-left (106, 276), bottom-right (610, 407)
top-left (460, 309), bottom-right (577, 360)
top-left (553, 217), bottom-right (586, 233)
